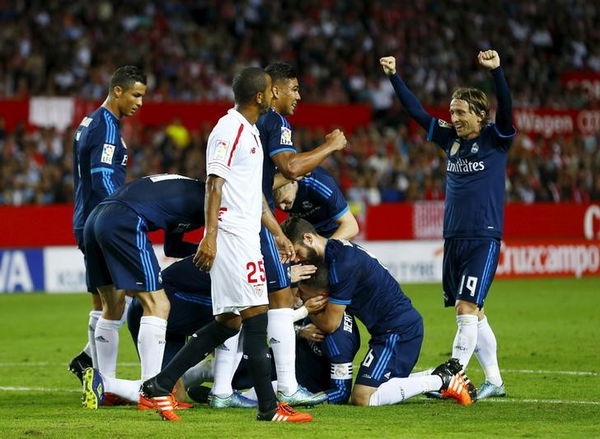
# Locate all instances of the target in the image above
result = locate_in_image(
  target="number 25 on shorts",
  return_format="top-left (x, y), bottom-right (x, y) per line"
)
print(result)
top-left (246, 260), bottom-right (266, 284)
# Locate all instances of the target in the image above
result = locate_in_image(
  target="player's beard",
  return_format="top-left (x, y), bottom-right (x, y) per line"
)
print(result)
top-left (303, 246), bottom-right (322, 266)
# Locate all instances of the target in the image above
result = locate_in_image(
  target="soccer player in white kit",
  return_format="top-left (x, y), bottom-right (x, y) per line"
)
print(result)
top-left (140, 67), bottom-right (312, 422)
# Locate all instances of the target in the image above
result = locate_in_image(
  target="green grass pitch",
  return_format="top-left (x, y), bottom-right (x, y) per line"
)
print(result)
top-left (1, 278), bottom-right (599, 438)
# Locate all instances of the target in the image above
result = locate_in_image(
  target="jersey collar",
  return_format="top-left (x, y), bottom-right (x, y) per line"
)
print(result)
top-left (227, 108), bottom-right (260, 136)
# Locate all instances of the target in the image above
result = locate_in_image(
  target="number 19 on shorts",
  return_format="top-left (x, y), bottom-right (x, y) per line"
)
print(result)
top-left (459, 275), bottom-right (478, 296)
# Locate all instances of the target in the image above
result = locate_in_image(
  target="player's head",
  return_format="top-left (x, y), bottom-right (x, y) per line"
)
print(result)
top-left (298, 264), bottom-right (329, 301)
top-left (274, 181), bottom-right (299, 211)
top-left (449, 87), bottom-right (490, 139)
top-left (108, 66), bottom-right (147, 117)
top-left (232, 67), bottom-right (272, 114)
top-left (280, 217), bottom-right (323, 264)
top-left (265, 62), bottom-right (300, 116)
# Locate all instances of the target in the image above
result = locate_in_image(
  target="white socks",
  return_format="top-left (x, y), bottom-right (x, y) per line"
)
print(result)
top-left (95, 318), bottom-right (121, 378)
top-left (369, 375), bottom-right (443, 406)
top-left (267, 308), bottom-right (298, 395)
top-left (452, 314), bottom-right (479, 370)
top-left (475, 317), bottom-right (503, 386)
top-left (211, 332), bottom-right (243, 397)
top-left (85, 310), bottom-right (102, 367)
top-left (138, 316), bottom-right (167, 380)
top-left (103, 375), bottom-right (143, 403)
top-left (87, 297), bottom-right (131, 371)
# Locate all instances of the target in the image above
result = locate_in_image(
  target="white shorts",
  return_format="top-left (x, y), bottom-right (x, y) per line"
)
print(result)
top-left (210, 229), bottom-right (267, 315)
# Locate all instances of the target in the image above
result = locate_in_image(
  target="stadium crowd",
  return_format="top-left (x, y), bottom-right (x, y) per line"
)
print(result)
top-left (0, 0), bottom-right (599, 205)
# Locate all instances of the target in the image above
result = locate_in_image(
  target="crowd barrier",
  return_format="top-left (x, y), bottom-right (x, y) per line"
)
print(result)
top-left (1, 202), bottom-right (598, 292)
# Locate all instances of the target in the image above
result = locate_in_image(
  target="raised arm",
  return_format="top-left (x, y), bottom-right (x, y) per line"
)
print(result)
top-left (272, 129), bottom-right (347, 180)
top-left (380, 56), bottom-right (433, 130)
top-left (478, 50), bottom-right (513, 136)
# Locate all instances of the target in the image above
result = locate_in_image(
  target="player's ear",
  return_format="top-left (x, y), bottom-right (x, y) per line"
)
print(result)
top-left (303, 233), bottom-right (313, 246)
top-left (271, 84), bottom-right (280, 99)
top-left (112, 85), bottom-right (123, 98)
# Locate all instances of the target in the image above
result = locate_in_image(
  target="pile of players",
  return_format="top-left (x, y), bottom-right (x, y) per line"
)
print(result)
top-left (70, 50), bottom-right (512, 422)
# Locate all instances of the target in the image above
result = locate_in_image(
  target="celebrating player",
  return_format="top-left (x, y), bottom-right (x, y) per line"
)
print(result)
top-left (69, 66), bottom-right (147, 382)
top-left (140, 67), bottom-right (312, 422)
top-left (380, 50), bottom-right (515, 399)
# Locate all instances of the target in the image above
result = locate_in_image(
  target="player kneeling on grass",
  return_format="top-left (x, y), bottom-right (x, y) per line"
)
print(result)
top-left (281, 217), bottom-right (477, 406)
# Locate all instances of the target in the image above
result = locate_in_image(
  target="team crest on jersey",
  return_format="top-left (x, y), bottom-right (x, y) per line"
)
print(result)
top-left (470, 143), bottom-right (479, 154)
top-left (450, 140), bottom-right (460, 156)
top-left (438, 119), bottom-right (452, 128)
top-left (280, 126), bottom-right (293, 146)
top-left (101, 144), bottom-right (115, 164)
top-left (214, 140), bottom-right (229, 161)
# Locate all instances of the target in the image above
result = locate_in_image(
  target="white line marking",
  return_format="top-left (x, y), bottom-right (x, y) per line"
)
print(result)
top-left (500, 369), bottom-right (599, 376)
top-left (0, 362), bottom-right (140, 367)
top-left (480, 398), bottom-right (600, 406)
top-left (1, 386), bottom-right (599, 406)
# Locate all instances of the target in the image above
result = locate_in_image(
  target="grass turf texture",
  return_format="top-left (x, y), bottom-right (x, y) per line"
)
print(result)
top-left (1, 278), bottom-right (599, 438)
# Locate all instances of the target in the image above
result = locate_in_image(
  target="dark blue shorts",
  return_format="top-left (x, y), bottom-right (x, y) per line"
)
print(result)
top-left (355, 317), bottom-right (423, 388)
top-left (83, 202), bottom-right (162, 292)
top-left (442, 238), bottom-right (501, 308)
top-left (260, 226), bottom-right (290, 292)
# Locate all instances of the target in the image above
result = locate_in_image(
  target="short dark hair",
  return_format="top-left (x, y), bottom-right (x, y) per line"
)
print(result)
top-left (280, 217), bottom-right (316, 243)
top-left (451, 87), bottom-right (490, 126)
top-left (110, 66), bottom-right (146, 92)
top-left (265, 62), bottom-right (297, 84)
top-left (299, 263), bottom-right (329, 292)
top-left (232, 67), bottom-right (268, 105)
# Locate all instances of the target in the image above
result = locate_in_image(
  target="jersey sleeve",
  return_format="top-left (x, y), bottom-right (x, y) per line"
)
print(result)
top-left (327, 252), bottom-right (357, 306)
top-left (323, 314), bottom-right (357, 405)
top-left (88, 123), bottom-right (120, 197)
top-left (206, 123), bottom-right (244, 180)
top-left (264, 113), bottom-right (296, 158)
top-left (427, 118), bottom-right (456, 151)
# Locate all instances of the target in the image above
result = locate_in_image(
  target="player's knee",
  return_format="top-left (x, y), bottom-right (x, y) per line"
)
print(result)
top-left (268, 287), bottom-right (295, 308)
top-left (455, 300), bottom-right (478, 315)
top-left (350, 389), bottom-right (372, 406)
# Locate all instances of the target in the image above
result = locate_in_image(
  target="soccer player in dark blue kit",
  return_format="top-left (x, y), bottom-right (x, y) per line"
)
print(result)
top-left (220, 61), bottom-right (347, 406)
top-left (282, 217), bottom-right (476, 406)
top-left (274, 166), bottom-right (359, 240)
top-left (381, 50), bottom-right (515, 399)
top-left (81, 174), bottom-right (206, 408)
top-left (69, 66), bottom-right (147, 384)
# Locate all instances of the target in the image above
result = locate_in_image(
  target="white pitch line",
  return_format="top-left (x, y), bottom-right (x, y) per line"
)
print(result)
top-left (500, 369), bottom-right (599, 376)
top-left (1, 386), bottom-right (599, 406)
top-left (479, 398), bottom-right (600, 406)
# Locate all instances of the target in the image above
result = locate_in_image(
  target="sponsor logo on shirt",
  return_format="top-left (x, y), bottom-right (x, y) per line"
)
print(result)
top-left (280, 126), bottom-right (293, 146)
top-left (447, 158), bottom-right (485, 173)
top-left (100, 144), bottom-right (115, 164)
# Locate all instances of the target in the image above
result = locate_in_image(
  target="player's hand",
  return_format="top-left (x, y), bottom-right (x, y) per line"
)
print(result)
top-left (478, 50), bottom-right (500, 70)
top-left (290, 264), bottom-right (317, 283)
top-left (324, 129), bottom-right (347, 151)
top-left (297, 323), bottom-right (325, 342)
top-left (194, 234), bottom-right (217, 272)
top-left (304, 294), bottom-right (328, 314)
top-left (380, 56), bottom-right (397, 75)
top-left (274, 233), bottom-right (295, 263)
